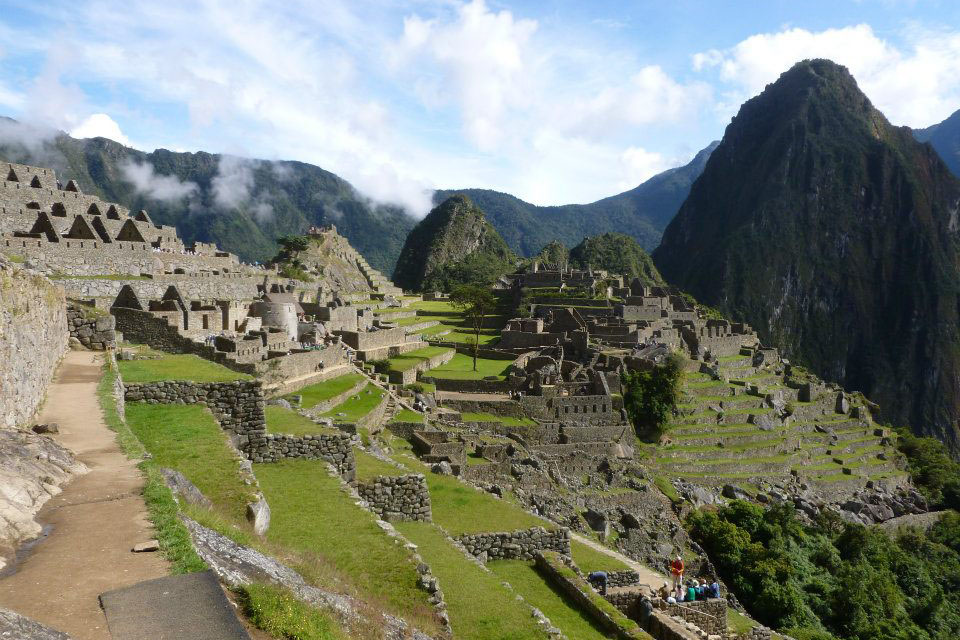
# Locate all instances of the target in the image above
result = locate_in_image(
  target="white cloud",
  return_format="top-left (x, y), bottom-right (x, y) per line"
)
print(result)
top-left (694, 24), bottom-right (960, 127)
top-left (120, 159), bottom-right (197, 200)
top-left (71, 113), bottom-right (131, 145)
top-left (212, 155), bottom-right (256, 210)
top-left (618, 146), bottom-right (672, 191)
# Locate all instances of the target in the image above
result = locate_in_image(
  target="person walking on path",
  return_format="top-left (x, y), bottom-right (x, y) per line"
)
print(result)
top-left (670, 555), bottom-right (685, 590)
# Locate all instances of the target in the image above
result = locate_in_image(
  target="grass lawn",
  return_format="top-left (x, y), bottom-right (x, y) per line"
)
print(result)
top-left (425, 472), bottom-right (548, 534)
top-left (460, 412), bottom-right (536, 427)
top-left (265, 405), bottom-right (336, 436)
top-left (392, 409), bottom-right (425, 423)
top-left (125, 403), bottom-right (253, 521)
top-left (425, 353), bottom-right (512, 380)
top-left (321, 384), bottom-right (385, 422)
top-left (488, 560), bottom-right (613, 640)
top-left (292, 373), bottom-right (365, 409)
top-left (387, 346), bottom-right (454, 372)
top-left (254, 460), bottom-right (439, 634)
top-left (570, 540), bottom-right (631, 573)
top-left (118, 346), bottom-right (251, 383)
top-left (396, 521), bottom-right (550, 640)
top-left (355, 450), bottom-right (405, 481)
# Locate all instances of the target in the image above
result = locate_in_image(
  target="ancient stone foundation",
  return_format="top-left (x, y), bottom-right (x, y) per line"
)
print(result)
top-left (357, 474), bottom-right (432, 521)
top-left (249, 432), bottom-right (355, 480)
top-left (456, 526), bottom-right (570, 562)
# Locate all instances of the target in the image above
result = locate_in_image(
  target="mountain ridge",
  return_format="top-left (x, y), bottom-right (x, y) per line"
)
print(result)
top-left (653, 58), bottom-right (960, 448)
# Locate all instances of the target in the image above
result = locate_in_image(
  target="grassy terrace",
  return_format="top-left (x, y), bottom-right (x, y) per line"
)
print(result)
top-left (354, 449), bottom-right (405, 481)
top-left (488, 560), bottom-right (612, 640)
top-left (264, 405), bottom-right (337, 436)
top-left (255, 460), bottom-right (439, 633)
top-left (117, 345), bottom-right (251, 383)
top-left (460, 411), bottom-right (536, 426)
top-left (425, 353), bottom-right (512, 380)
top-left (570, 540), bottom-right (631, 573)
top-left (125, 403), bottom-right (253, 521)
top-left (290, 372), bottom-right (365, 409)
top-left (427, 471), bottom-right (548, 534)
top-left (407, 299), bottom-right (505, 345)
top-left (392, 408), bottom-right (425, 423)
top-left (386, 346), bottom-right (454, 372)
top-left (396, 521), bottom-right (551, 640)
top-left (320, 383), bottom-right (385, 423)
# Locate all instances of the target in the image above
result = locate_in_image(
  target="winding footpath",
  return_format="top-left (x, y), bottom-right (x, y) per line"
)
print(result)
top-left (569, 531), bottom-right (667, 591)
top-left (0, 351), bottom-right (168, 639)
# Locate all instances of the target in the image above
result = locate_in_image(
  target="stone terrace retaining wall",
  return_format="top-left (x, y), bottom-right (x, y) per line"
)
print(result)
top-left (67, 302), bottom-right (116, 350)
top-left (534, 551), bottom-right (652, 640)
top-left (0, 260), bottom-right (67, 428)
top-left (252, 433), bottom-right (355, 481)
top-left (304, 376), bottom-right (369, 415)
top-left (656, 600), bottom-right (727, 637)
top-left (456, 526), bottom-right (570, 562)
top-left (357, 474), bottom-right (431, 521)
top-left (388, 348), bottom-right (455, 385)
top-left (608, 569), bottom-right (641, 588)
top-left (123, 379), bottom-right (356, 478)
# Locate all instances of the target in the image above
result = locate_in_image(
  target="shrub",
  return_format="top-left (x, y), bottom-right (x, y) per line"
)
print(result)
top-left (621, 353), bottom-right (684, 440)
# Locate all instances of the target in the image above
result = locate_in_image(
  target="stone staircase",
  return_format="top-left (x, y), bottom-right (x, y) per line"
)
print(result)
top-left (356, 256), bottom-right (403, 296)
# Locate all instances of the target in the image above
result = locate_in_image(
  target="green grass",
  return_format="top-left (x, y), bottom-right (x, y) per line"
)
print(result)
top-left (254, 460), bottom-right (439, 633)
top-left (355, 449), bottom-right (405, 481)
top-left (387, 346), bottom-right (455, 372)
top-left (570, 540), bottom-right (631, 573)
top-left (460, 411), bottom-right (536, 426)
top-left (654, 476), bottom-right (682, 503)
top-left (125, 403), bottom-right (254, 521)
top-left (117, 347), bottom-right (251, 383)
top-left (488, 560), bottom-right (612, 640)
top-left (4, 252), bottom-right (25, 263)
top-left (265, 405), bottom-right (336, 436)
top-left (396, 521), bottom-right (550, 640)
top-left (238, 583), bottom-right (348, 640)
top-left (424, 472), bottom-right (549, 534)
top-left (320, 383), bottom-right (385, 423)
top-left (425, 353), bottom-right (512, 380)
top-left (727, 609), bottom-right (757, 635)
top-left (292, 373), bottom-right (365, 409)
top-left (392, 409), bottom-right (425, 423)
top-left (97, 362), bottom-right (206, 574)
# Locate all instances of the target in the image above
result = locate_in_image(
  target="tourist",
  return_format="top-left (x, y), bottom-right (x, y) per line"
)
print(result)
top-left (686, 581), bottom-right (697, 603)
top-left (587, 571), bottom-right (608, 596)
top-left (709, 580), bottom-right (720, 599)
top-left (693, 579), bottom-right (703, 599)
top-left (670, 555), bottom-right (684, 590)
top-left (657, 581), bottom-right (670, 600)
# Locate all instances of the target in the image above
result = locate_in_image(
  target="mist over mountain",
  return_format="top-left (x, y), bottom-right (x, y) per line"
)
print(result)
top-left (654, 59), bottom-right (960, 448)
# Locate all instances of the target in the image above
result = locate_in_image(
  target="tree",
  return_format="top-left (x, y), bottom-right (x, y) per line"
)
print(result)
top-left (449, 284), bottom-right (496, 371)
top-left (620, 353), bottom-right (684, 440)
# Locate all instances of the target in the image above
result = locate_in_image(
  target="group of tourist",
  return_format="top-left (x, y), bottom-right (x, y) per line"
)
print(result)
top-left (664, 555), bottom-right (719, 603)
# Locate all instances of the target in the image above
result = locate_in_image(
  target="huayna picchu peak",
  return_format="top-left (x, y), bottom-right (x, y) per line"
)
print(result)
top-left (655, 58), bottom-right (960, 450)
top-left (5, 5), bottom-right (960, 640)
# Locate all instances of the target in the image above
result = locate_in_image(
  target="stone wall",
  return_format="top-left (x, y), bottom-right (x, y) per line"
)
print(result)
top-left (0, 259), bottom-right (67, 428)
top-left (456, 526), bottom-right (570, 562)
top-left (67, 302), bottom-right (116, 350)
top-left (304, 376), bottom-right (369, 415)
top-left (250, 433), bottom-right (355, 480)
top-left (655, 600), bottom-right (727, 638)
top-left (389, 348), bottom-right (455, 385)
top-left (123, 379), bottom-right (264, 443)
top-left (534, 551), bottom-right (652, 640)
top-left (608, 569), bottom-right (641, 588)
top-left (357, 473), bottom-right (431, 521)
top-left (52, 274), bottom-right (262, 301)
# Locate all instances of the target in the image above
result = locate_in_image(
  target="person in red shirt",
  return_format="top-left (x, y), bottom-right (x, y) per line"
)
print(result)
top-left (670, 555), bottom-right (685, 590)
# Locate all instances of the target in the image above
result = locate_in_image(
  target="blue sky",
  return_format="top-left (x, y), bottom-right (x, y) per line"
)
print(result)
top-left (1, 0), bottom-right (959, 214)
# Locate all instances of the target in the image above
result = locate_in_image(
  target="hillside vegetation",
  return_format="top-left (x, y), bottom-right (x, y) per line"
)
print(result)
top-left (568, 233), bottom-right (665, 285)
top-left (653, 59), bottom-right (960, 450)
top-left (392, 195), bottom-right (517, 292)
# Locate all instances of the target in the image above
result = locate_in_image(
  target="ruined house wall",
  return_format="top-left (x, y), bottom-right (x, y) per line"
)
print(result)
top-left (0, 260), bottom-right (67, 428)
top-left (67, 302), bottom-right (116, 350)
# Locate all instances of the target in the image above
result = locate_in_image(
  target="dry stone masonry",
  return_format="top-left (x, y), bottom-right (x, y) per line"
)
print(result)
top-left (456, 526), bottom-right (570, 562)
top-left (357, 474), bottom-right (432, 521)
top-left (66, 301), bottom-right (116, 350)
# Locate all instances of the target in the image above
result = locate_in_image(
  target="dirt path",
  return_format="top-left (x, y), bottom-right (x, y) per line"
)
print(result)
top-left (570, 531), bottom-right (666, 591)
top-left (0, 351), bottom-right (168, 639)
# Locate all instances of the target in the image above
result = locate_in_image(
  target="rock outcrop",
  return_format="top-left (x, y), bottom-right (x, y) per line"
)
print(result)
top-left (0, 429), bottom-right (86, 568)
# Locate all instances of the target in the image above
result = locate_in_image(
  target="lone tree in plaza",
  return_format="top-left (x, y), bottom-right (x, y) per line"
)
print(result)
top-left (449, 284), bottom-right (496, 372)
